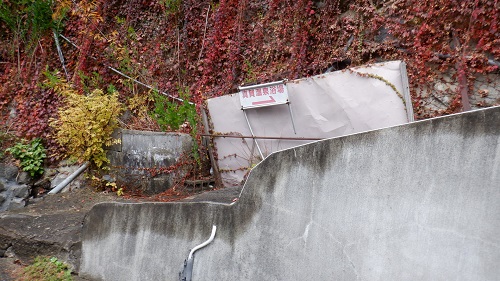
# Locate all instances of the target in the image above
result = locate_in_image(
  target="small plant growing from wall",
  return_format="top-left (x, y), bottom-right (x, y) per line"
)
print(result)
top-left (6, 138), bottom-right (46, 177)
top-left (48, 72), bottom-right (124, 168)
top-left (151, 87), bottom-right (197, 133)
top-left (151, 87), bottom-right (200, 161)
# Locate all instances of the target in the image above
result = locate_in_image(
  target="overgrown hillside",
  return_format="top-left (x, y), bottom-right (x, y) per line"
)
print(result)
top-left (1, 0), bottom-right (499, 163)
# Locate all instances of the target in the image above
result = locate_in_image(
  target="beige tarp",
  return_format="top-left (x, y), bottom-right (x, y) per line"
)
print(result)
top-left (206, 61), bottom-right (413, 187)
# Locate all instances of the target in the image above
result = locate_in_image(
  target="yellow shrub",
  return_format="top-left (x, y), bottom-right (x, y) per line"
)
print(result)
top-left (51, 88), bottom-right (123, 168)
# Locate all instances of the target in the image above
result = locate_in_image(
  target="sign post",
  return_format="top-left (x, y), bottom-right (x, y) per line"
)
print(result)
top-left (238, 81), bottom-right (297, 160)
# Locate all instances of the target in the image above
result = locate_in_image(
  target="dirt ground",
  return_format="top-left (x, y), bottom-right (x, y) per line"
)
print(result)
top-left (0, 188), bottom-right (131, 280)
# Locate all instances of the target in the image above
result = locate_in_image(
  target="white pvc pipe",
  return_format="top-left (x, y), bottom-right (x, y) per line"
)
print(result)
top-left (48, 162), bottom-right (90, 194)
top-left (188, 225), bottom-right (217, 260)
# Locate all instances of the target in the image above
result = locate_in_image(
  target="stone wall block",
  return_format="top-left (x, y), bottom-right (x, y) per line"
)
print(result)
top-left (12, 184), bottom-right (29, 198)
top-left (0, 164), bottom-right (18, 182)
top-left (16, 172), bottom-right (31, 184)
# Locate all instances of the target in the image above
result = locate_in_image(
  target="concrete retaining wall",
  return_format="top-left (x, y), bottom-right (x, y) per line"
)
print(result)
top-left (81, 106), bottom-right (500, 280)
top-left (107, 129), bottom-right (193, 195)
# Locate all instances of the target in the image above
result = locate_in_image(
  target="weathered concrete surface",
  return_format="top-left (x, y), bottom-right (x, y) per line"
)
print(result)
top-left (107, 129), bottom-right (193, 195)
top-left (81, 106), bottom-right (500, 281)
top-left (0, 188), bottom-right (131, 273)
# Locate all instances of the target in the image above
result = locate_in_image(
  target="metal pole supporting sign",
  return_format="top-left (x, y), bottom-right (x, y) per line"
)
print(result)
top-left (242, 110), bottom-right (264, 160)
top-left (238, 80), bottom-right (297, 160)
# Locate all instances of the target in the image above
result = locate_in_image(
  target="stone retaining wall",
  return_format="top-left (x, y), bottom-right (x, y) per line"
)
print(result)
top-left (0, 164), bottom-right (30, 211)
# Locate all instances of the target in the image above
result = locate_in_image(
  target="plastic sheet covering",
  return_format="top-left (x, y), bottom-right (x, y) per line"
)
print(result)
top-left (206, 61), bottom-right (413, 187)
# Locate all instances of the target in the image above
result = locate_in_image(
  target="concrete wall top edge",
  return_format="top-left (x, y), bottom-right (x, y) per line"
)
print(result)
top-left (90, 200), bottom-right (234, 208)
top-left (264, 105), bottom-right (500, 161)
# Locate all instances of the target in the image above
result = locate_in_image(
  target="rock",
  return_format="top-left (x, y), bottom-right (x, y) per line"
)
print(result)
top-left (43, 168), bottom-right (58, 178)
top-left (32, 169), bottom-right (57, 195)
top-left (8, 198), bottom-right (25, 210)
top-left (102, 175), bottom-right (115, 182)
top-left (12, 185), bottom-right (29, 198)
top-left (61, 180), bottom-right (82, 193)
top-left (3, 247), bottom-right (15, 258)
top-left (51, 165), bottom-right (85, 193)
top-left (50, 174), bottom-right (65, 189)
top-left (16, 172), bottom-right (31, 185)
top-left (0, 191), bottom-right (12, 212)
top-left (0, 242), bottom-right (10, 252)
top-left (0, 181), bottom-right (5, 192)
top-left (0, 164), bottom-right (18, 182)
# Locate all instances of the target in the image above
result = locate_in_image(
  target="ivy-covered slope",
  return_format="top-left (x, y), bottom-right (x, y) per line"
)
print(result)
top-left (0, 0), bottom-right (498, 156)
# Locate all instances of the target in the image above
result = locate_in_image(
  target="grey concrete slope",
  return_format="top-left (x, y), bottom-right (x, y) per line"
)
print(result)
top-left (80, 106), bottom-right (500, 281)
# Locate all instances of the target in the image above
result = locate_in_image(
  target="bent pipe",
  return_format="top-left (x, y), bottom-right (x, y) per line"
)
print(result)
top-left (179, 225), bottom-right (217, 281)
top-left (48, 162), bottom-right (89, 194)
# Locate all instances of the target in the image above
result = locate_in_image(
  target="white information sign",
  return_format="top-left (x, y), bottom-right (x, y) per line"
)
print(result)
top-left (238, 81), bottom-right (289, 109)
